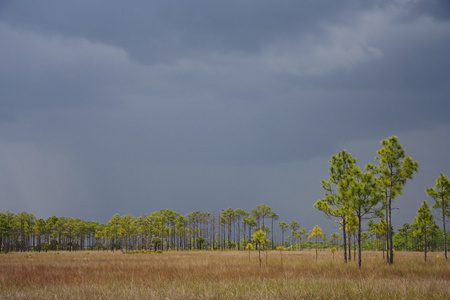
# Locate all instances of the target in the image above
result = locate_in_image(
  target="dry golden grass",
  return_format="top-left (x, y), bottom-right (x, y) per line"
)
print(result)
top-left (0, 250), bottom-right (449, 299)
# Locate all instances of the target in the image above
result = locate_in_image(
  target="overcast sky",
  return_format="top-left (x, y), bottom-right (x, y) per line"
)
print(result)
top-left (1, 0), bottom-right (449, 235)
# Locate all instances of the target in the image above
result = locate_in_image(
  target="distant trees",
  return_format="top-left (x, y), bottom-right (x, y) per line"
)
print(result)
top-left (397, 222), bottom-right (411, 251)
top-left (1, 204), bottom-right (299, 253)
top-left (330, 232), bottom-right (340, 246)
top-left (278, 221), bottom-right (289, 247)
top-left (289, 221), bottom-right (300, 249)
top-left (0, 213), bottom-right (103, 252)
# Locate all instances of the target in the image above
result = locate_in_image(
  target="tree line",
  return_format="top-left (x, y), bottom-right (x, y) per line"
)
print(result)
top-left (314, 136), bottom-right (449, 267)
top-left (0, 204), bottom-right (310, 253)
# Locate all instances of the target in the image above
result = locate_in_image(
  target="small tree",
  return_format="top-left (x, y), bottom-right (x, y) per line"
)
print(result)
top-left (276, 246), bottom-right (285, 264)
top-left (331, 247), bottom-right (336, 259)
top-left (426, 173), bottom-right (450, 261)
top-left (245, 243), bottom-right (253, 262)
top-left (252, 230), bottom-right (266, 266)
top-left (308, 225), bottom-right (323, 261)
top-left (330, 232), bottom-right (340, 246)
top-left (413, 200), bottom-right (436, 262)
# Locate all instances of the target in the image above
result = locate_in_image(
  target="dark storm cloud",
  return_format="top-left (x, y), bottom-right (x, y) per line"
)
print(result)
top-left (0, 0), bottom-right (372, 64)
top-left (0, 0), bottom-right (449, 232)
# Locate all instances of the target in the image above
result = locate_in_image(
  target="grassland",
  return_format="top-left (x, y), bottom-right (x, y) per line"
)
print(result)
top-left (0, 250), bottom-right (449, 299)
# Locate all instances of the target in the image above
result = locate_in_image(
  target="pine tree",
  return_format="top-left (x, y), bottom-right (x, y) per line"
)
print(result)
top-left (413, 200), bottom-right (436, 262)
top-left (314, 150), bottom-right (356, 263)
top-left (426, 173), bottom-right (450, 261)
top-left (367, 136), bottom-right (418, 264)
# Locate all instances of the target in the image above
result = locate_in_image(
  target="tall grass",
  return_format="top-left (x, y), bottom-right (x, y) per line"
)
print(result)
top-left (0, 250), bottom-right (449, 299)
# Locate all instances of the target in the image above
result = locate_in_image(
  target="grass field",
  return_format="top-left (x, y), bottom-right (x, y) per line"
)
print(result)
top-left (0, 250), bottom-right (449, 299)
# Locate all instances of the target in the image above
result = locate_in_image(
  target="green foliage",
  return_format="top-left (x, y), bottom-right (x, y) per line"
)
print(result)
top-left (278, 221), bottom-right (289, 246)
top-left (314, 150), bottom-right (357, 263)
top-left (367, 136), bottom-right (419, 264)
top-left (252, 230), bottom-right (268, 266)
top-left (426, 173), bottom-right (450, 261)
top-left (413, 200), bottom-right (437, 262)
top-left (308, 225), bottom-right (323, 260)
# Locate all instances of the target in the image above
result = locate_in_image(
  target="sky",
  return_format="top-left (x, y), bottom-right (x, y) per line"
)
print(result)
top-left (1, 0), bottom-right (449, 235)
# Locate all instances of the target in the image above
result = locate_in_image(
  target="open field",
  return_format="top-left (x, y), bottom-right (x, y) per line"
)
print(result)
top-left (0, 250), bottom-right (449, 299)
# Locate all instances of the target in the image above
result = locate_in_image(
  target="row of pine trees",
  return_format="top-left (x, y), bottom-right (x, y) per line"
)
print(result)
top-left (0, 204), bottom-right (293, 253)
top-left (0, 200), bottom-right (447, 258)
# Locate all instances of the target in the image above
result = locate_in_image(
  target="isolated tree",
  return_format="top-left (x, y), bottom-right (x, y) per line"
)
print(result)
top-left (246, 243), bottom-right (253, 262)
top-left (252, 230), bottom-right (267, 266)
top-left (331, 247), bottom-right (337, 259)
top-left (308, 225), bottom-right (323, 261)
top-left (276, 246), bottom-right (285, 264)
top-left (413, 200), bottom-right (436, 262)
top-left (426, 173), bottom-right (450, 261)
top-left (314, 150), bottom-right (356, 263)
top-left (366, 136), bottom-right (419, 264)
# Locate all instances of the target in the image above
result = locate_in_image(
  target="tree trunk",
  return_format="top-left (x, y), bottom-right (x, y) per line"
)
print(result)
top-left (348, 231), bottom-right (351, 261)
top-left (342, 218), bottom-right (347, 263)
top-left (271, 218), bottom-right (274, 250)
top-left (443, 202), bottom-right (447, 261)
top-left (258, 244), bottom-right (262, 266)
top-left (315, 236), bottom-right (318, 261)
top-left (358, 216), bottom-right (362, 268)
top-left (388, 197), bottom-right (394, 264)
